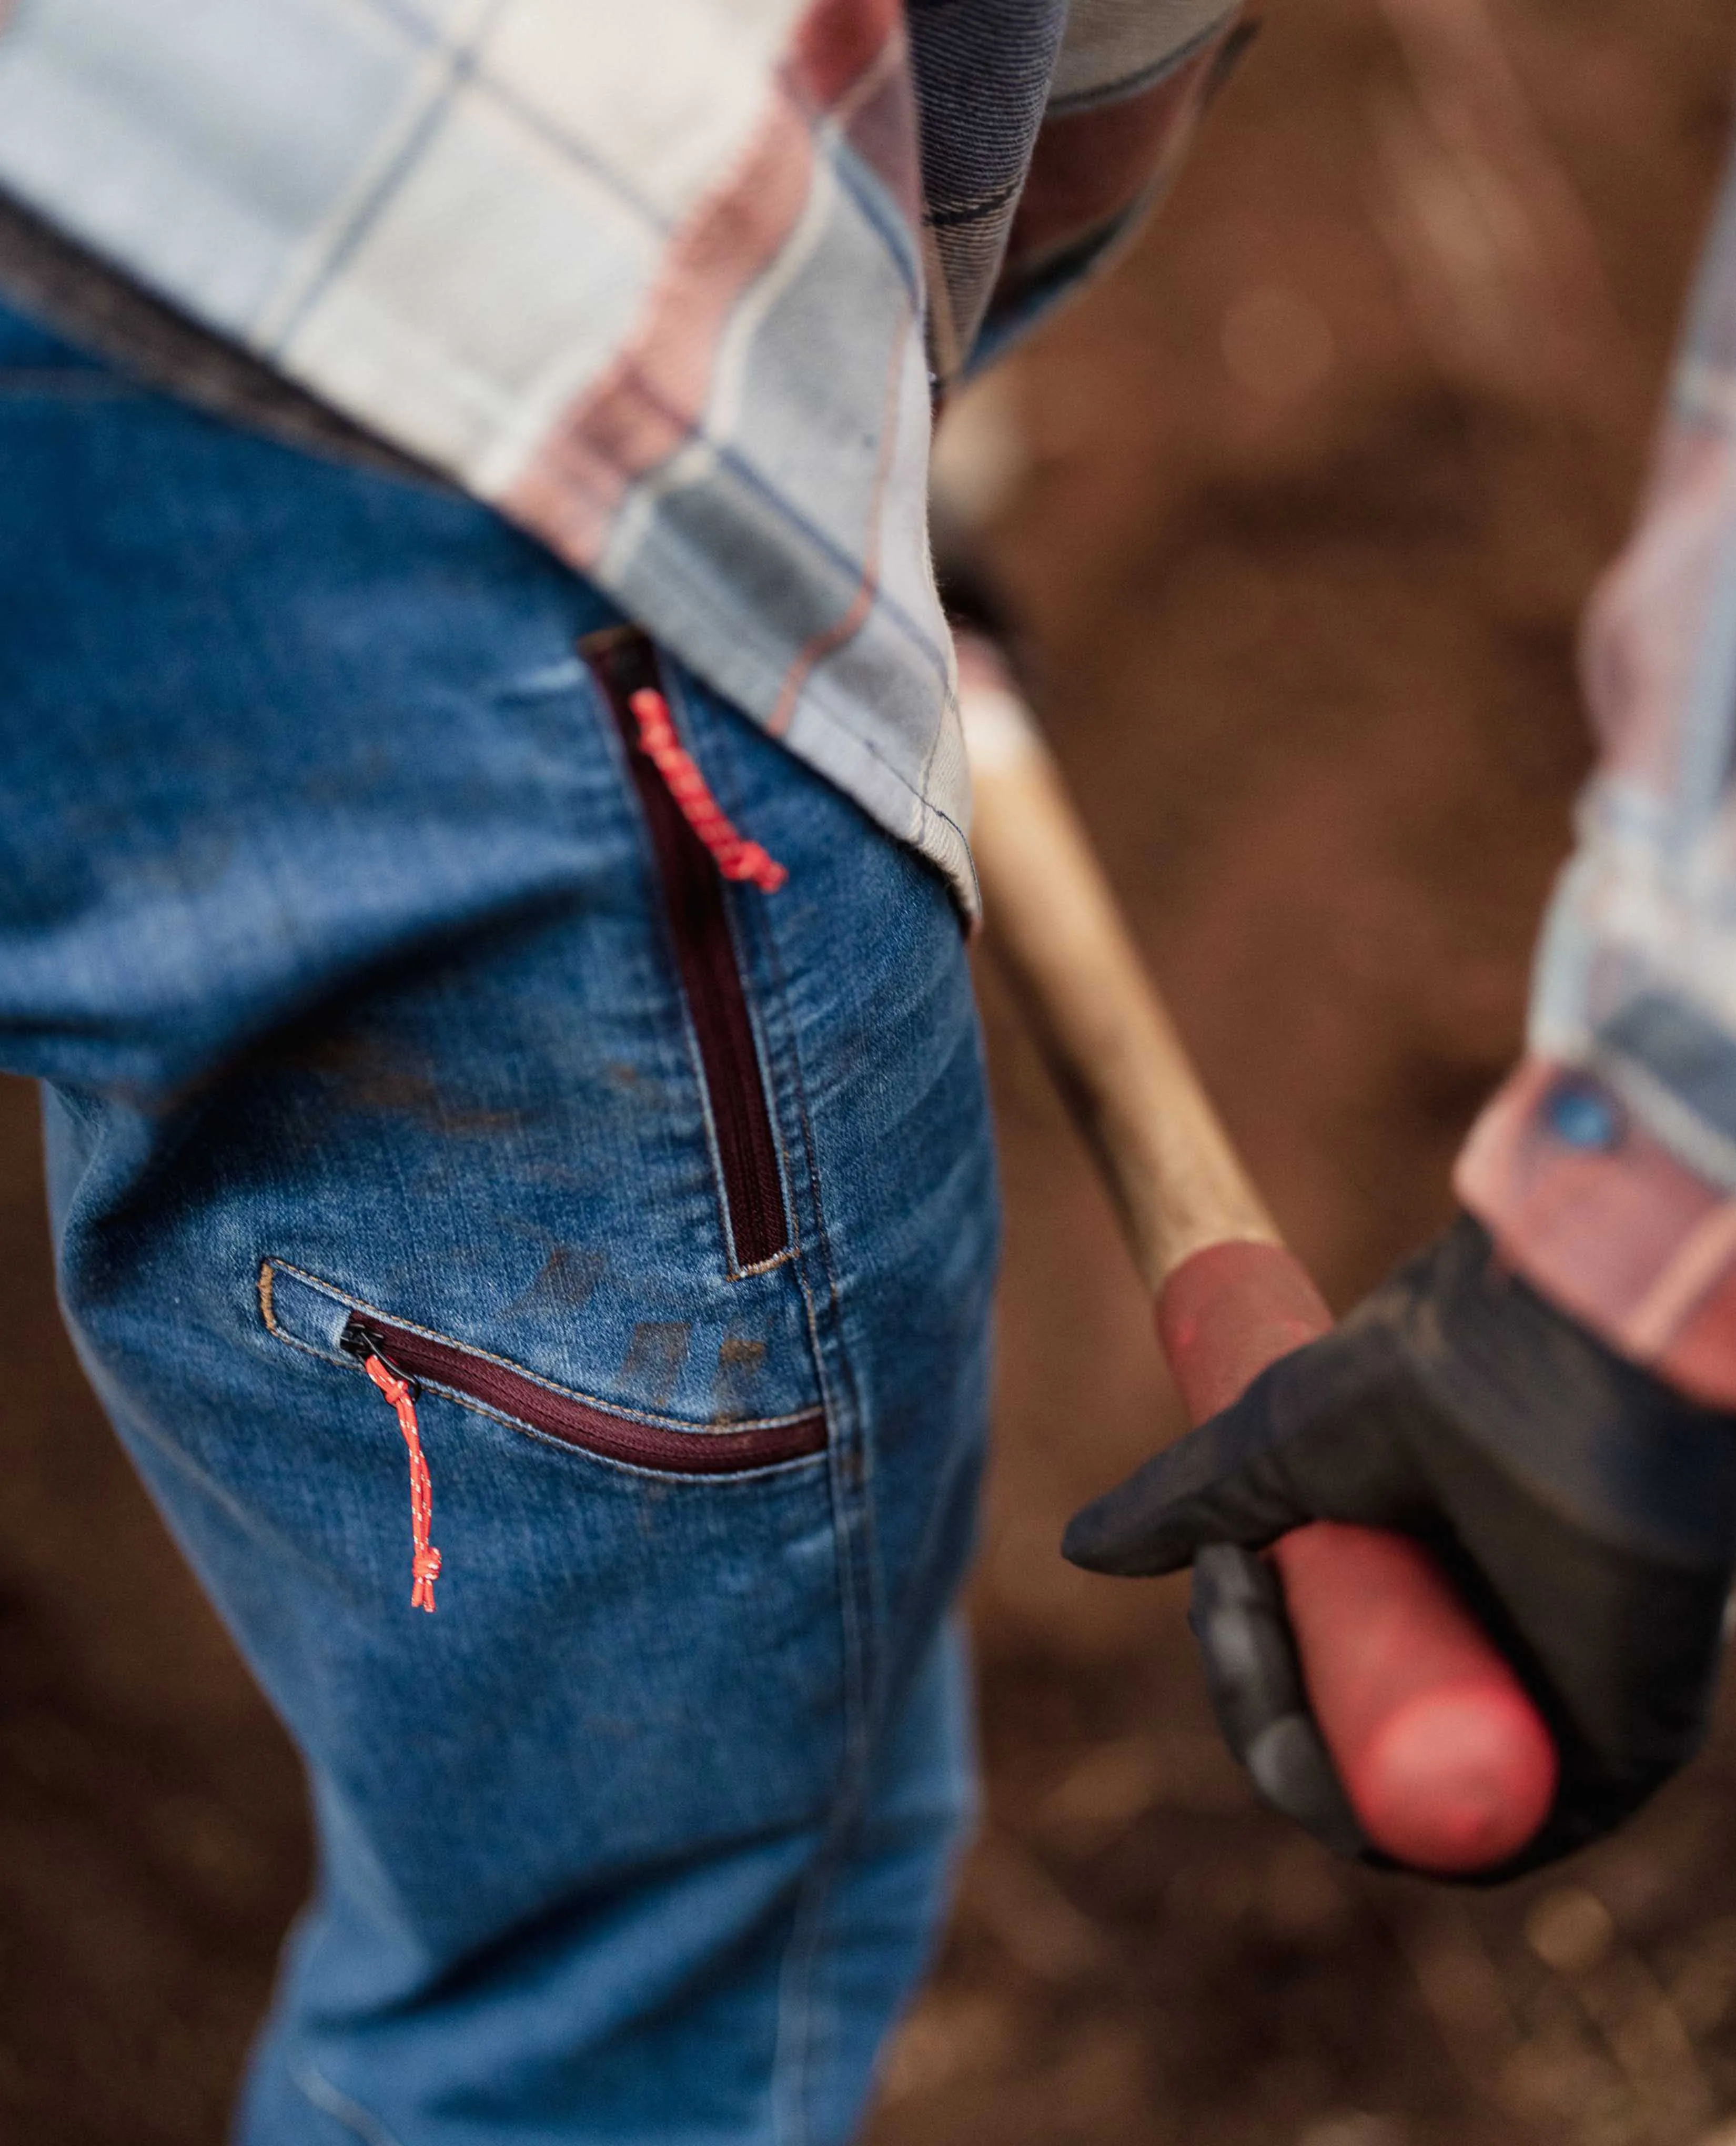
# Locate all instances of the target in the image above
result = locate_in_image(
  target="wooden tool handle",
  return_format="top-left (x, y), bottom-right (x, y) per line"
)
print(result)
top-left (962, 657), bottom-right (1557, 1872)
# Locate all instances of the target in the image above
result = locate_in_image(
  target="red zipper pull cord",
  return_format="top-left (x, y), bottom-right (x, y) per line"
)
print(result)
top-left (361, 1353), bottom-right (442, 1613)
top-left (628, 687), bottom-right (788, 893)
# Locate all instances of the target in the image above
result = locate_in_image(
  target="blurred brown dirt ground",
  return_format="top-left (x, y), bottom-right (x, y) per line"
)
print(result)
top-left (5, 1), bottom-right (1736, 2141)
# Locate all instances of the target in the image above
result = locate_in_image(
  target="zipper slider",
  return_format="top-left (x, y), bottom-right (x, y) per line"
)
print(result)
top-left (341, 1321), bottom-right (418, 1395)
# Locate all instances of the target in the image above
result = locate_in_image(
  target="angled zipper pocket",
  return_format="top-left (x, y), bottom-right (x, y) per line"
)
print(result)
top-left (582, 626), bottom-right (791, 1272)
top-left (261, 1259), bottom-right (827, 1476)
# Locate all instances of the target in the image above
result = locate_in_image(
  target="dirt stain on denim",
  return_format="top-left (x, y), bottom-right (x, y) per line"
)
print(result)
top-left (713, 1334), bottom-right (768, 1418)
top-left (285, 1035), bottom-right (524, 1135)
top-left (508, 1246), bottom-right (607, 1316)
top-left (622, 1321), bottom-right (689, 1405)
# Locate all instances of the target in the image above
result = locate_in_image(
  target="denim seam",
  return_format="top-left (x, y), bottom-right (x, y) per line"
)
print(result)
top-left (651, 682), bottom-right (904, 2140)
top-left (771, 1814), bottom-right (855, 2146)
top-left (682, 691), bottom-right (881, 1750)
top-left (741, 832), bottom-right (884, 1753)
top-left (289, 2059), bottom-right (406, 2146)
top-left (742, 907), bottom-right (889, 2146)
top-left (780, 1014), bottom-right (881, 1760)
top-left (259, 1258), bottom-right (825, 1440)
top-left (767, 1027), bottom-right (902, 2144)
top-left (256, 1257), bottom-right (279, 1339)
top-left (263, 1314), bottom-right (351, 1375)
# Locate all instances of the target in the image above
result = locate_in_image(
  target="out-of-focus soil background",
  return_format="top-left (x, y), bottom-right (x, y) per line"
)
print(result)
top-left (5, 0), bottom-right (1736, 2140)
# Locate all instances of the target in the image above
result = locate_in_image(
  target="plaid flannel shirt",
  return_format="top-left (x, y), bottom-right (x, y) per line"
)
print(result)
top-left (0, 0), bottom-right (1236, 915)
top-left (1458, 144), bottom-right (1736, 1408)
top-left (9, 1), bottom-right (1736, 1406)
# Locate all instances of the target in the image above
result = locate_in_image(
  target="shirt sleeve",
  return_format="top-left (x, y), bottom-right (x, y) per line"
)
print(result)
top-left (1456, 135), bottom-right (1736, 1410)
top-left (965, 0), bottom-right (1246, 374)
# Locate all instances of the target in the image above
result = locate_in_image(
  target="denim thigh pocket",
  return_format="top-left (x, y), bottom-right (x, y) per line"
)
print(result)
top-left (205, 1256), bottom-right (846, 1953)
top-left (261, 1257), bottom-right (827, 1481)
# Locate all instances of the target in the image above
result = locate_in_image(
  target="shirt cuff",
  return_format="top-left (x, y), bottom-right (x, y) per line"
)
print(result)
top-left (1456, 1058), bottom-right (1736, 1409)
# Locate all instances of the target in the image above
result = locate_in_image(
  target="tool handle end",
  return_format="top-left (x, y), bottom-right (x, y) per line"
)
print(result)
top-left (1156, 1241), bottom-right (1557, 1871)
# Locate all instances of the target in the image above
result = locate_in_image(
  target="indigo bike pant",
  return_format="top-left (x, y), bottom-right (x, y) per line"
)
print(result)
top-left (0, 294), bottom-right (999, 2144)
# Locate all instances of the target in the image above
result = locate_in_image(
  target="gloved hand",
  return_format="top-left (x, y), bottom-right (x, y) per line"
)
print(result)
top-left (1063, 1214), bottom-right (1736, 1877)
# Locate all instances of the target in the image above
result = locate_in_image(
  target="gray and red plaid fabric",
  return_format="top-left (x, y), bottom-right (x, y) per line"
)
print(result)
top-left (1457, 149), bottom-right (1736, 1406)
top-left (0, 0), bottom-right (1236, 915)
top-left (14, 1), bottom-right (1735, 1404)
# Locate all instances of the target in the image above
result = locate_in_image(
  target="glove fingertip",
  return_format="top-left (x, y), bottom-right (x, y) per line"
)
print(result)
top-left (1060, 1499), bottom-right (1175, 1574)
top-left (1055, 1493), bottom-right (1193, 1579)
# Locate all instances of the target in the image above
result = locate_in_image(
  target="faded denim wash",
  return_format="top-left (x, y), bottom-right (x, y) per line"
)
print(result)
top-left (0, 296), bottom-right (999, 2145)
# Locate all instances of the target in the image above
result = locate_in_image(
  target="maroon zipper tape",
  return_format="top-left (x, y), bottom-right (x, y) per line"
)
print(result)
top-left (581, 626), bottom-right (790, 1269)
top-left (343, 1313), bottom-right (826, 1475)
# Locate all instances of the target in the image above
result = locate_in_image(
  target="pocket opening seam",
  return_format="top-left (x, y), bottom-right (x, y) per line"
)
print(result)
top-left (353, 1362), bottom-right (826, 1481)
top-left (258, 1258), bottom-right (829, 1473)
top-left (579, 625), bottom-right (795, 1278)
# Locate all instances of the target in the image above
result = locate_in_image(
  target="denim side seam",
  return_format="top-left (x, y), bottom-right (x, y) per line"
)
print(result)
top-left (699, 727), bottom-right (897, 2145)
top-left (771, 1805), bottom-right (857, 2146)
top-left (762, 1085), bottom-right (875, 2146)
top-left (688, 696), bottom-right (881, 1742)
top-left (671, 683), bottom-right (897, 2141)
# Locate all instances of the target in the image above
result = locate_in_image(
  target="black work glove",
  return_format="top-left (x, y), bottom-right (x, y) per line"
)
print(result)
top-left (1063, 1215), bottom-right (1736, 1878)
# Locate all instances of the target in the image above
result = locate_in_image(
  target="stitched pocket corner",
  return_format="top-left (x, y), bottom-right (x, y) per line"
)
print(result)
top-left (259, 1257), bottom-right (355, 1363)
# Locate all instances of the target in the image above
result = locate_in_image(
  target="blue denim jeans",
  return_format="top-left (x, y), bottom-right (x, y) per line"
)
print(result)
top-left (0, 297), bottom-right (999, 2143)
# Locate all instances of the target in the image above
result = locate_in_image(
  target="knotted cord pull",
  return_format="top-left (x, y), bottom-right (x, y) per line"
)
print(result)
top-left (362, 1352), bottom-right (442, 1613)
top-left (628, 687), bottom-right (788, 893)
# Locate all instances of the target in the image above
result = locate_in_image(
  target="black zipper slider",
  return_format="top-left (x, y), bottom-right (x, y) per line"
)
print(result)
top-left (341, 1319), bottom-right (419, 1396)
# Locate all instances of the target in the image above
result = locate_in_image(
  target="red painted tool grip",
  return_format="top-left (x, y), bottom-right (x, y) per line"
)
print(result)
top-left (1156, 1240), bottom-right (1558, 1872)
